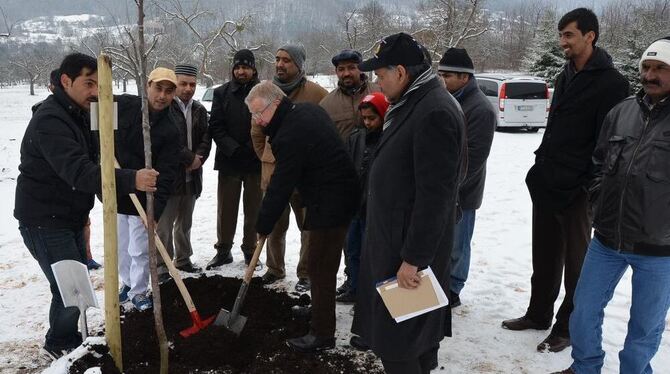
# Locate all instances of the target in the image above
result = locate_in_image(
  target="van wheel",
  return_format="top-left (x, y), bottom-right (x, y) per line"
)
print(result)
top-left (527, 128), bottom-right (539, 133)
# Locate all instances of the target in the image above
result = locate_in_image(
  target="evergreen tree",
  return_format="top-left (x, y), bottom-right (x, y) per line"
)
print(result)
top-left (523, 10), bottom-right (564, 87)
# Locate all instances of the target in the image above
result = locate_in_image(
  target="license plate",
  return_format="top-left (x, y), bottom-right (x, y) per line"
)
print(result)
top-left (517, 105), bottom-right (533, 111)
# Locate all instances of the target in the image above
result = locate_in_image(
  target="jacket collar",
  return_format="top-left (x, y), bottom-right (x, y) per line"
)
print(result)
top-left (636, 88), bottom-right (670, 115)
top-left (231, 75), bottom-right (260, 94)
top-left (454, 77), bottom-right (479, 103)
top-left (263, 97), bottom-right (294, 139)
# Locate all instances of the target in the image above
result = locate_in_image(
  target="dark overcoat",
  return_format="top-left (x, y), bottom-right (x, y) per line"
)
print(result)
top-left (351, 77), bottom-right (466, 360)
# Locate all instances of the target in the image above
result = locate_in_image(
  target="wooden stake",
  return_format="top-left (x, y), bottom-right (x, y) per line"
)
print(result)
top-left (97, 53), bottom-right (123, 372)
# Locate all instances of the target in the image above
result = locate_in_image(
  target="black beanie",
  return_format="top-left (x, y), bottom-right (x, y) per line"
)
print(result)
top-left (233, 49), bottom-right (256, 69)
top-left (438, 48), bottom-right (475, 74)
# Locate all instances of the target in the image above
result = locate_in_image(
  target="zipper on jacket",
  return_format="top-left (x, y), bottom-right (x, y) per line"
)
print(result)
top-left (616, 115), bottom-right (651, 251)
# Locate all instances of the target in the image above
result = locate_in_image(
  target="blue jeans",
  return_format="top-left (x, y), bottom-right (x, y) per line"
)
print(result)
top-left (19, 225), bottom-right (86, 350)
top-left (345, 216), bottom-right (365, 294)
top-left (570, 237), bottom-right (670, 374)
top-left (450, 209), bottom-right (476, 295)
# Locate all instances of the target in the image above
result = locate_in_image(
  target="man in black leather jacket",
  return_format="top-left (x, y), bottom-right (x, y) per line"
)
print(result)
top-left (556, 37), bottom-right (670, 374)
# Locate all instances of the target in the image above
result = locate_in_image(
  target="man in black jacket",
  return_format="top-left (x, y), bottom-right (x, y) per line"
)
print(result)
top-left (555, 36), bottom-right (670, 374)
top-left (156, 64), bottom-right (211, 280)
top-left (245, 81), bottom-right (358, 353)
top-left (437, 48), bottom-right (496, 308)
top-left (115, 68), bottom-right (180, 311)
top-left (207, 49), bottom-right (263, 270)
top-left (352, 33), bottom-right (465, 373)
top-left (502, 8), bottom-right (630, 353)
top-left (15, 53), bottom-right (158, 359)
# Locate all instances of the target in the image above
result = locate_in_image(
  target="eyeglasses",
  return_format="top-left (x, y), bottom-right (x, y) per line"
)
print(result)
top-left (251, 100), bottom-right (274, 120)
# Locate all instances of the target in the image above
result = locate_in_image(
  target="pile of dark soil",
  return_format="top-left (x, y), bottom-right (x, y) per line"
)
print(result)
top-left (69, 275), bottom-right (382, 373)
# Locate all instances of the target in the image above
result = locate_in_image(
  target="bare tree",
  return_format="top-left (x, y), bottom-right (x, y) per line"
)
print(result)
top-left (339, 1), bottom-right (396, 55)
top-left (0, 5), bottom-right (13, 37)
top-left (415, 0), bottom-right (489, 60)
top-left (9, 44), bottom-right (57, 95)
top-left (154, 0), bottom-right (258, 86)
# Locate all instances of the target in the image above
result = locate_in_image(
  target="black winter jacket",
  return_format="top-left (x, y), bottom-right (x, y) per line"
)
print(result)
top-left (169, 99), bottom-right (211, 197)
top-left (255, 98), bottom-right (359, 235)
top-left (590, 91), bottom-right (670, 256)
top-left (455, 78), bottom-right (496, 210)
top-left (115, 95), bottom-right (179, 220)
top-left (347, 127), bottom-right (381, 218)
top-left (526, 47), bottom-right (629, 211)
top-left (15, 88), bottom-right (136, 229)
top-left (209, 78), bottom-right (261, 175)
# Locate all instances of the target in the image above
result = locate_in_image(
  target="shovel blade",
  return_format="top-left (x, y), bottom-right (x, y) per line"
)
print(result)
top-left (214, 309), bottom-right (247, 335)
top-left (51, 260), bottom-right (99, 309)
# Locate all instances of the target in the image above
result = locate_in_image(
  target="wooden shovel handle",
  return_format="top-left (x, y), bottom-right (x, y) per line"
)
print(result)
top-left (114, 159), bottom-right (197, 313)
top-left (243, 236), bottom-right (266, 284)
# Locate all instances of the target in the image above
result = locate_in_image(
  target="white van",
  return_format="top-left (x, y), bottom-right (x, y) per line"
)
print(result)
top-left (476, 74), bottom-right (550, 132)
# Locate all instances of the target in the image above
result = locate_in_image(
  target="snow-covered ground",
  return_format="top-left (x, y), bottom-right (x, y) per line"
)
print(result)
top-left (0, 82), bottom-right (668, 374)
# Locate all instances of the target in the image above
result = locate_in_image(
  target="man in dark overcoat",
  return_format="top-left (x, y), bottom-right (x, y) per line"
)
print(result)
top-left (351, 33), bottom-right (466, 374)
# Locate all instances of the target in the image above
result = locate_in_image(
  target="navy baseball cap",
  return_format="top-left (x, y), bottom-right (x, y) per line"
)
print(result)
top-left (358, 32), bottom-right (426, 71)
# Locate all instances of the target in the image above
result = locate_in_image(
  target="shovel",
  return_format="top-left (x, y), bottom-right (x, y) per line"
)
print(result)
top-left (51, 260), bottom-right (99, 342)
top-left (214, 235), bottom-right (266, 335)
top-left (115, 159), bottom-right (215, 338)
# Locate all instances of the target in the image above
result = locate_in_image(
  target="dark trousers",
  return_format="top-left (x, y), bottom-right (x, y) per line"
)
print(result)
top-left (381, 344), bottom-right (439, 374)
top-left (265, 190), bottom-right (310, 279)
top-left (19, 225), bottom-right (86, 350)
top-left (215, 172), bottom-right (262, 257)
top-left (344, 216), bottom-right (365, 293)
top-left (157, 181), bottom-right (197, 270)
top-left (308, 225), bottom-right (348, 337)
top-left (527, 190), bottom-right (591, 337)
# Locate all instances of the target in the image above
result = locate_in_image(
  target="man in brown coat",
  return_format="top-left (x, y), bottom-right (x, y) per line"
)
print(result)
top-left (251, 44), bottom-right (328, 292)
top-left (319, 49), bottom-right (379, 141)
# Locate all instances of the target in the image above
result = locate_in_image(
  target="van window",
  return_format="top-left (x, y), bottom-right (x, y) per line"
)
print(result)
top-left (478, 79), bottom-right (498, 97)
top-left (505, 82), bottom-right (546, 100)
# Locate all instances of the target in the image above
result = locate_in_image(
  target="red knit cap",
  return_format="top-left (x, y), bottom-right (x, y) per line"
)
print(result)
top-left (358, 92), bottom-right (389, 119)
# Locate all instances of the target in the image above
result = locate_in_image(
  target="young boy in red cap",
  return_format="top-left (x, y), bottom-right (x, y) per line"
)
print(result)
top-left (338, 92), bottom-right (388, 304)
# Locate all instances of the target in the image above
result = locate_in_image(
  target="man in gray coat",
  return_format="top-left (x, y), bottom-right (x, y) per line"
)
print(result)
top-left (351, 33), bottom-right (465, 374)
top-left (437, 48), bottom-right (496, 307)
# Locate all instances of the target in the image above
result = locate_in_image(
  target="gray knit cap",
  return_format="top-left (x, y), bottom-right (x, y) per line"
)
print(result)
top-left (278, 44), bottom-right (306, 72)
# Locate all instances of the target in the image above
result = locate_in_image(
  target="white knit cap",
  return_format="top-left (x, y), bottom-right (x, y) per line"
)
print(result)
top-left (639, 37), bottom-right (670, 71)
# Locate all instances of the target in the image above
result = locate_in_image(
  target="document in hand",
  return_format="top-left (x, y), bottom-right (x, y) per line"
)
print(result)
top-left (376, 266), bottom-right (449, 323)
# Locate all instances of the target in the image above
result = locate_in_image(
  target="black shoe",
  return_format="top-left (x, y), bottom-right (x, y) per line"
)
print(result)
top-left (295, 278), bottom-right (311, 292)
top-left (552, 369), bottom-right (575, 374)
top-left (206, 249), bottom-right (233, 270)
top-left (291, 305), bottom-right (311, 319)
top-left (261, 272), bottom-right (284, 284)
top-left (243, 252), bottom-right (264, 271)
top-left (502, 316), bottom-right (551, 331)
top-left (337, 278), bottom-right (351, 295)
top-left (537, 334), bottom-right (571, 353)
top-left (349, 335), bottom-right (370, 351)
top-left (336, 290), bottom-right (356, 303)
top-left (176, 262), bottom-right (202, 273)
top-left (157, 272), bottom-right (171, 284)
top-left (40, 345), bottom-right (73, 361)
top-left (287, 333), bottom-right (335, 353)
top-left (450, 291), bottom-right (461, 308)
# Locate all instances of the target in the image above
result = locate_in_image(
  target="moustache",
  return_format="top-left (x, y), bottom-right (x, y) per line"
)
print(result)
top-left (642, 78), bottom-right (661, 87)
top-left (88, 97), bottom-right (98, 102)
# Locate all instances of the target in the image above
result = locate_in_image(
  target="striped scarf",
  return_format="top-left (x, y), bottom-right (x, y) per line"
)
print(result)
top-left (383, 68), bottom-right (435, 131)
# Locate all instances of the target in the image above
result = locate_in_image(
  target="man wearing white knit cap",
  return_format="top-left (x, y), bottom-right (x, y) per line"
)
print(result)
top-left (554, 36), bottom-right (670, 374)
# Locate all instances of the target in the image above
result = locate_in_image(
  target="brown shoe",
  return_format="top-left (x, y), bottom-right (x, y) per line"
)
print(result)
top-left (502, 316), bottom-right (551, 331)
top-left (537, 334), bottom-right (571, 353)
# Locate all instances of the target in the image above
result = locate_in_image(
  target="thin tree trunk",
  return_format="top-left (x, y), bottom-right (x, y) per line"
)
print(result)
top-left (136, 1), bottom-right (169, 373)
